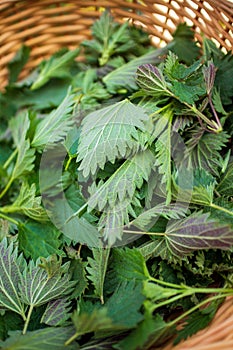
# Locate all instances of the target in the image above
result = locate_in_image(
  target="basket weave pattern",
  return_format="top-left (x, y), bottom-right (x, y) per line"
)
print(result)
top-left (0, 1), bottom-right (233, 349)
top-left (0, 0), bottom-right (233, 90)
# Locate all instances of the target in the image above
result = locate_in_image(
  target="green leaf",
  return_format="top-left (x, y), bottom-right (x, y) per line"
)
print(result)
top-left (114, 314), bottom-right (170, 350)
top-left (130, 202), bottom-right (187, 231)
top-left (105, 280), bottom-right (144, 328)
top-left (103, 45), bottom-right (173, 93)
top-left (174, 303), bottom-right (218, 345)
top-left (18, 221), bottom-right (63, 260)
top-left (171, 23), bottom-right (200, 64)
top-left (19, 259), bottom-right (75, 307)
top-left (217, 160), bottom-right (233, 196)
top-left (77, 99), bottom-right (150, 177)
top-left (0, 239), bottom-right (26, 318)
top-left (111, 248), bottom-right (150, 282)
top-left (8, 45), bottom-right (30, 84)
top-left (9, 111), bottom-right (30, 148)
top-left (0, 327), bottom-right (76, 350)
top-left (154, 110), bottom-right (173, 203)
top-left (184, 128), bottom-right (229, 175)
top-left (86, 248), bottom-right (110, 304)
top-left (12, 139), bottom-right (35, 180)
top-left (31, 48), bottom-right (80, 90)
top-left (51, 197), bottom-right (100, 247)
top-left (69, 307), bottom-right (113, 342)
top-left (1, 182), bottom-right (48, 221)
top-left (136, 63), bottom-right (168, 97)
top-left (31, 90), bottom-right (75, 151)
top-left (41, 298), bottom-right (72, 326)
top-left (165, 212), bottom-right (233, 256)
top-left (87, 149), bottom-right (155, 211)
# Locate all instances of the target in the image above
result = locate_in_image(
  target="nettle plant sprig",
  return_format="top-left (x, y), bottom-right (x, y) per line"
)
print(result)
top-left (136, 52), bottom-right (222, 133)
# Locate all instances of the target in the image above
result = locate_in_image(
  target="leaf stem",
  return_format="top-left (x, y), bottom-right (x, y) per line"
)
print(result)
top-left (65, 331), bottom-right (81, 346)
top-left (0, 212), bottom-right (19, 225)
top-left (0, 177), bottom-right (14, 199)
top-left (23, 304), bottom-right (34, 335)
top-left (210, 203), bottom-right (233, 216)
top-left (3, 149), bottom-right (18, 169)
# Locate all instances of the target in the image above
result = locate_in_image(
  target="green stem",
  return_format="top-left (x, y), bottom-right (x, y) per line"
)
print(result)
top-left (65, 331), bottom-right (81, 346)
top-left (149, 291), bottom-right (193, 313)
top-left (210, 203), bottom-right (233, 216)
top-left (0, 212), bottom-right (19, 225)
top-left (23, 304), bottom-right (34, 335)
top-left (3, 149), bottom-right (18, 169)
top-left (0, 177), bottom-right (14, 199)
top-left (65, 156), bottom-right (72, 171)
top-left (168, 293), bottom-right (229, 328)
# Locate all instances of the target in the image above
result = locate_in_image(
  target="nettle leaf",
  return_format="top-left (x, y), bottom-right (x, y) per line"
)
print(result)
top-left (164, 52), bottom-right (202, 81)
top-left (99, 198), bottom-right (138, 245)
top-left (136, 63), bottom-right (168, 97)
top-left (184, 128), bottom-right (229, 175)
top-left (86, 248), bottom-right (110, 304)
top-left (154, 110), bottom-right (173, 203)
top-left (31, 48), bottom-right (80, 90)
top-left (12, 139), bottom-right (35, 180)
top-left (19, 260), bottom-right (75, 307)
top-left (0, 239), bottom-right (26, 318)
top-left (217, 160), bottom-right (233, 196)
top-left (8, 45), bottom-right (30, 84)
top-left (130, 202), bottom-right (187, 231)
top-left (103, 45), bottom-right (172, 93)
top-left (18, 221), bottom-right (63, 261)
top-left (105, 280), bottom-right (144, 328)
top-left (77, 99), bottom-right (150, 177)
top-left (0, 327), bottom-right (76, 350)
top-left (1, 182), bottom-right (48, 221)
top-left (111, 248), bottom-right (150, 282)
top-left (9, 111), bottom-right (30, 148)
top-left (31, 90), bottom-right (75, 151)
top-left (165, 212), bottom-right (233, 256)
top-left (70, 307), bottom-right (113, 339)
top-left (41, 298), bottom-right (72, 326)
top-left (87, 149), bottom-right (154, 211)
top-left (171, 23), bottom-right (200, 64)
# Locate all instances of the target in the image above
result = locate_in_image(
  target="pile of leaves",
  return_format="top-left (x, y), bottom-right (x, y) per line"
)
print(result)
top-left (0, 11), bottom-right (233, 350)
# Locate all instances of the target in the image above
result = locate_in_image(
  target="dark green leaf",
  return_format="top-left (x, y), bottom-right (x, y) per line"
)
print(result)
top-left (8, 45), bottom-right (30, 84)
top-left (18, 221), bottom-right (63, 260)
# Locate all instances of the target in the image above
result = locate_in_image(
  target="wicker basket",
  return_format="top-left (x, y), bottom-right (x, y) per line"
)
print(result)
top-left (0, 1), bottom-right (233, 349)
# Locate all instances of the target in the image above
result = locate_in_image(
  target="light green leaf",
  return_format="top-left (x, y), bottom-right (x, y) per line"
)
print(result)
top-left (41, 298), bottom-right (72, 326)
top-left (9, 111), bottom-right (30, 148)
top-left (31, 48), bottom-right (80, 90)
top-left (0, 327), bottom-right (76, 350)
top-left (103, 45), bottom-right (173, 93)
top-left (12, 139), bottom-right (35, 180)
top-left (154, 110), bottom-right (173, 203)
top-left (87, 149), bottom-right (155, 211)
top-left (31, 90), bottom-right (75, 151)
top-left (130, 202), bottom-right (187, 231)
top-left (1, 182), bottom-right (48, 221)
top-left (86, 248), bottom-right (110, 304)
top-left (19, 260), bottom-right (75, 307)
top-left (77, 99), bottom-right (151, 177)
top-left (0, 239), bottom-right (26, 318)
top-left (139, 238), bottom-right (169, 261)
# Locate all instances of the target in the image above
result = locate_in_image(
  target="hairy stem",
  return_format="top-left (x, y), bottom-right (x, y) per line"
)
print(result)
top-left (0, 212), bottom-right (19, 225)
top-left (3, 149), bottom-right (18, 169)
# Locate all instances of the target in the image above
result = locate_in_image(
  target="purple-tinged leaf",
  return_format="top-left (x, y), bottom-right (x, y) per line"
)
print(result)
top-left (165, 212), bottom-right (233, 256)
top-left (203, 62), bottom-right (216, 95)
top-left (136, 64), bottom-right (168, 96)
top-left (41, 298), bottom-right (72, 326)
